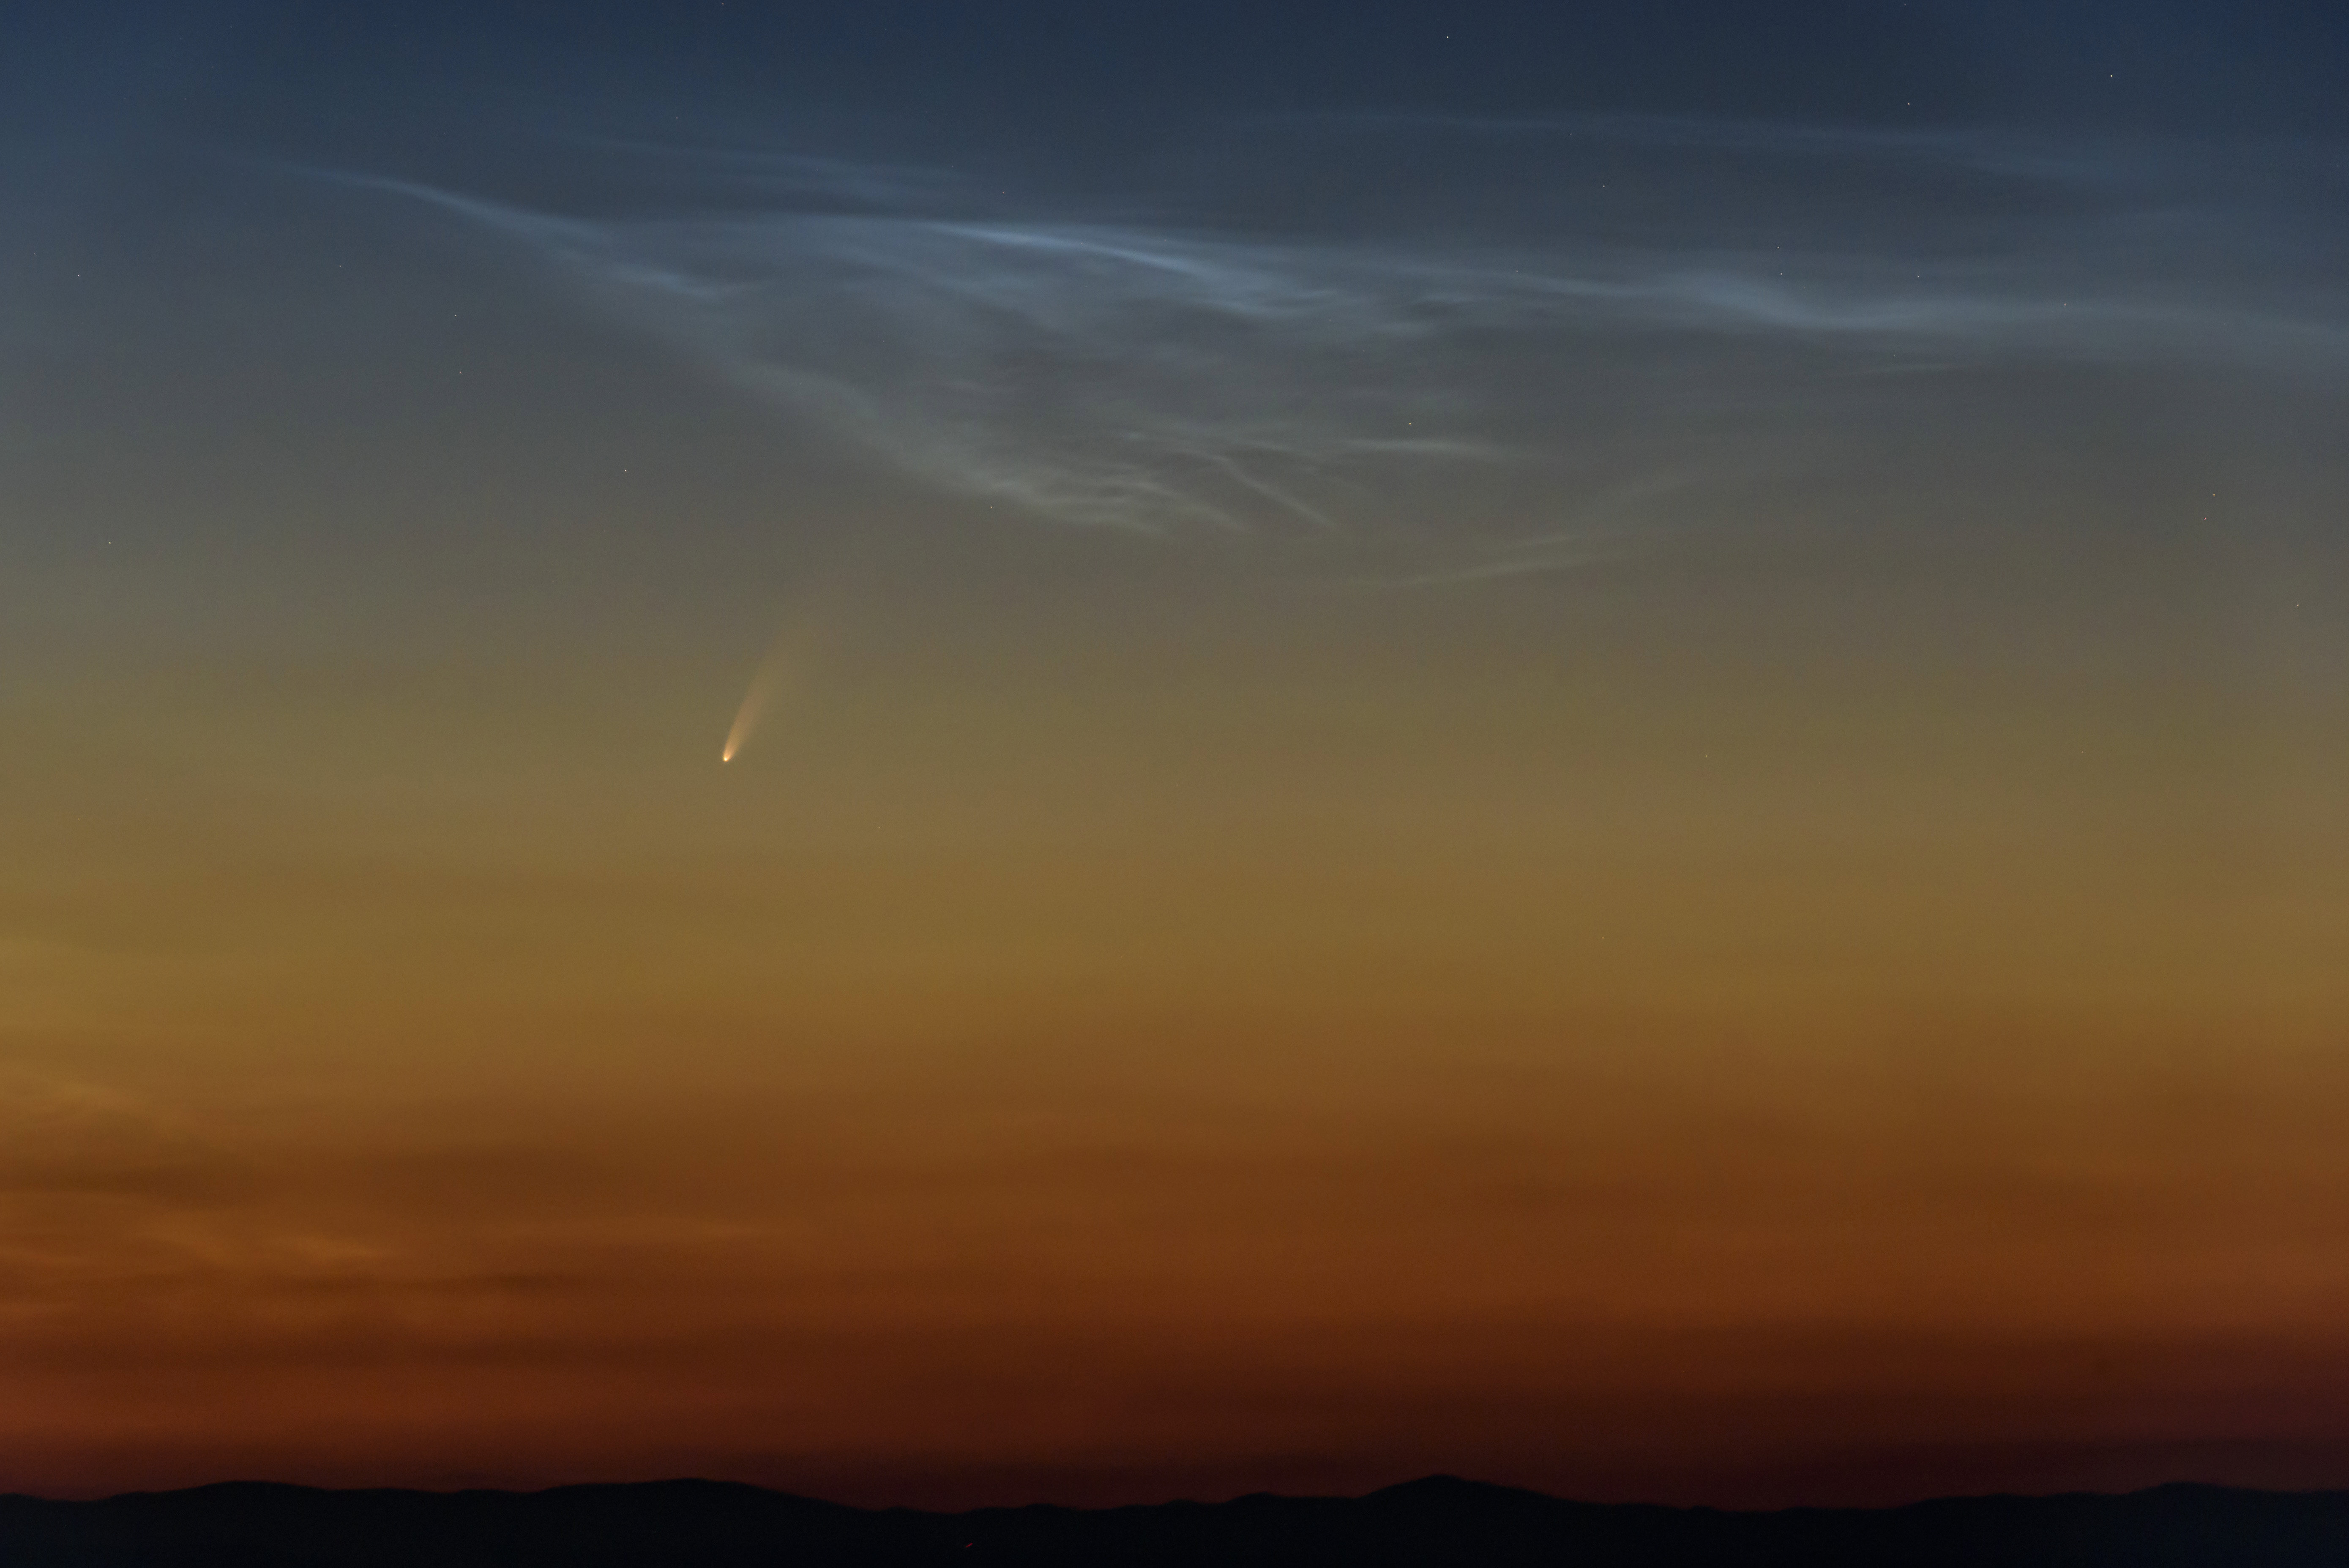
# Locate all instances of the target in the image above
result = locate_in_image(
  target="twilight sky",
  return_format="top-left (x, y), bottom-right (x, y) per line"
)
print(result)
top-left (4, 0), bottom-right (2347, 1508)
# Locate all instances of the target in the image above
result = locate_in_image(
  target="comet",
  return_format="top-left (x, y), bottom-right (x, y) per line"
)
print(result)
top-left (720, 613), bottom-right (824, 764)
top-left (720, 656), bottom-right (783, 762)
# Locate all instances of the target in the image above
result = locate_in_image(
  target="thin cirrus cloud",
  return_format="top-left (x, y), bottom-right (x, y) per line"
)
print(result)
top-left (346, 116), bottom-right (2348, 548)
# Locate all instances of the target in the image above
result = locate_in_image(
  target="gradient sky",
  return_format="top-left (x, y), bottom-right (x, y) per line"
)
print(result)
top-left (4, 0), bottom-right (2347, 1510)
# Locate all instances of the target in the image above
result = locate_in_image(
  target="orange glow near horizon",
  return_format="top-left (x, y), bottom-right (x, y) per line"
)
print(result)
top-left (7, 514), bottom-right (2345, 1506)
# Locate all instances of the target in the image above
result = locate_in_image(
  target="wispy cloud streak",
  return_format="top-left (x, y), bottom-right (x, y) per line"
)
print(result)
top-left (351, 118), bottom-right (2349, 542)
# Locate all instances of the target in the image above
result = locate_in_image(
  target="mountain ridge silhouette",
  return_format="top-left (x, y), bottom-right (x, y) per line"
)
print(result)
top-left (4, 1473), bottom-right (2345, 1565)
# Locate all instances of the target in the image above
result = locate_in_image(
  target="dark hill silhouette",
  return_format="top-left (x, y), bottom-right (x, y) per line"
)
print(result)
top-left (3, 1473), bottom-right (2346, 1565)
